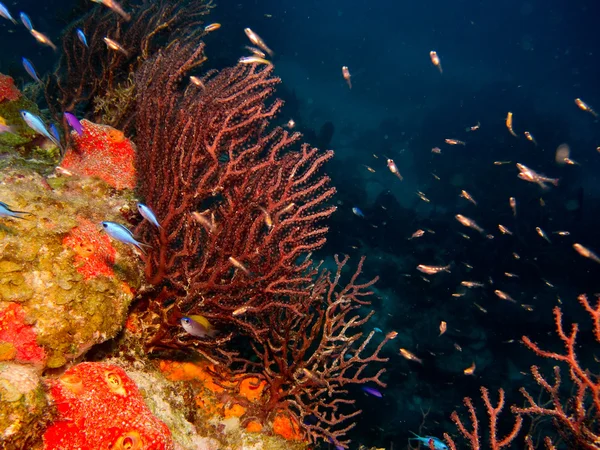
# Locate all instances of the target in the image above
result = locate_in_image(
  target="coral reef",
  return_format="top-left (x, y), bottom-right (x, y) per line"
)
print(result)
top-left (60, 119), bottom-right (137, 189)
top-left (43, 362), bottom-right (173, 449)
top-left (0, 74), bottom-right (21, 103)
top-left (0, 166), bottom-right (141, 369)
top-left (0, 303), bottom-right (46, 366)
top-left (0, 362), bottom-right (50, 447)
top-left (45, 0), bottom-right (213, 134)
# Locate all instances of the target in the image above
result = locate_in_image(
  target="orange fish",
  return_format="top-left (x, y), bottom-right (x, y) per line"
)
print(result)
top-left (439, 321), bottom-right (447, 336)
top-left (506, 112), bottom-right (518, 137)
top-left (342, 66), bottom-right (352, 89)
top-left (400, 348), bottom-right (423, 364)
top-left (445, 139), bottom-right (466, 146)
top-left (429, 51), bottom-right (443, 73)
top-left (575, 98), bottom-right (598, 117)
top-left (463, 362), bottom-right (476, 375)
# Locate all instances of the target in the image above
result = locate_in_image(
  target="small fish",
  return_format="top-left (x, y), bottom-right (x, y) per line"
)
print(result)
top-left (506, 112), bottom-right (518, 137)
top-left (553, 231), bottom-right (570, 236)
top-left (387, 159), bottom-right (403, 180)
top-left (409, 229), bottom-right (425, 240)
top-left (103, 37), bottom-right (128, 56)
top-left (0, 201), bottom-right (29, 219)
top-left (180, 315), bottom-right (214, 338)
top-left (417, 264), bottom-right (450, 275)
top-left (460, 190), bottom-right (477, 206)
top-left (0, 2), bottom-right (17, 24)
top-left (466, 121), bottom-right (480, 132)
top-left (30, 29), bottom-right (57, 51)
top-left (20, 110), bottom-right (62, 150)
top-left (64, 112), bottom-right (83, 136)
top-left (504, 272), bottom-right (519, 278)
top-left (399, 348), bottom-right (423, 364)
top-left (229, 256), bottom-right (250, 274)
top-left (352, 207), bottom-right (364, 218)
top-left (76, 28), bottom-right (88, 47)
top-left (439, 321), bottom-right (447, 336)
top-left (232, 306), bottom-right (253, 317)
top-left (573, 243), bottom-right (600, 264)
top-left (516, 163), bottom-right (559, 189)
top-left (137, 203), bottom-right (161, 229)
top-left (416, 191), bottom-right (430, 203)
top-left (409, 432), bottom-right (448, 450)
top-left (494, 160), bottom-right (512, 165)
top-left (455, 214), bottom-right (484, 234)
top-left (342, 66), bottom-right (352, 89)
top-left (535, 227), bottom-right (551, 243)
top-left (245, 45), bottom-right (266, 58)
top-left (191, 210), bottom-right (216, 233)
top-left (463, 362), bottom-right (476, 375)
top-left (189, 76), bottom-right (204, 88)
top-left (49, 123), bottom-right (60, 143)
top-left (575, 98), bottom-right (598, 118)
top-left (238, 55), bottom-right (272, 65)
top-left (204, 23), bottom-right (221, 32)
top-left (429, 51), bottom-right (443, 74)
top-left (461, 281), bottom-right (485, 288)
top-left (498, 224), bottom-right (512, 235)
top-left (101, 221), bottom-right (148, 252)
top-left (361, 386), bottom-right (383, 398)
top-left (431, 147), bottom-right (442, 154)
top-left (494, 289), bottom-right (516, 303)
top-left (445, 139), bottom-right (465, 145)
top-left (19, 12), bottom-right (32, 31)
top-left (22, 57), bottom-right (41, 83)
top-left (243, 28), bottom-right (273, 57)
top-left (285, 119), bottom-right (295, 129)
top-left (373, 327), bottom-right (383, 333)
top-left (524, 131), bottom-right (537, 145)
top-left (91, 0), bottom-right (131, 21)
top-left (509, 197), bottom-right (517, 216)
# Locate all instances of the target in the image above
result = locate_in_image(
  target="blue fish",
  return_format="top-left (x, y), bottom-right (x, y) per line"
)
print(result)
top-left (373, 327), bottom-right (383, 333)
top-left (64, 112), bottom-right (83, 136)
top-left (20, 110), bottom-right (62, 151)
top-left (22, 57), bottom-right (41, 83)
top-left (137, 203), bottom-right (161, 229)
top-left (0, 201), bottom-right (29, 219)
top-left (101, 221), bottom-right (148, 252)
top-left (49, 124), bottom-right (60, 143)
top-left (0, 2), bottom-right (17, 24)
top-left (409, 432), bottom-right (448, 450)
top-left (19, 12), bottom-right (32, 31)
top-left (361, 386), bottom-right (383, 398)
top-left (76, 28), bottom-right (88, 47)
top-left (352, 207), bottom-right (364, 218)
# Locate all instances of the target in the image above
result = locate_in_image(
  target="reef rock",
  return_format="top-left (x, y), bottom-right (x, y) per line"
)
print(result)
top-left (0, 167), bottom-right (142, 369)
top-left (43, 362), bottom-right (173, 449)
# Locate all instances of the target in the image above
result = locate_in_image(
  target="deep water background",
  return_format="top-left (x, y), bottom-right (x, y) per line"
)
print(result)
top-left (2, 0), bottom-right (600, 448)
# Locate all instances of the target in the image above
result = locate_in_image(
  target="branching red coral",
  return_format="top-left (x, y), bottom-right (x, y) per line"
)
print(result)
top-left (211, 255), bottom-right (396, 448)
top-left (444, 386), bottom-right (525, 450)
top-left (44, 0), bottom-right (212, 137)
top-left (134, 42), bottom-right (336, 353)
top-left (511, 294), bottom-right (600, 448)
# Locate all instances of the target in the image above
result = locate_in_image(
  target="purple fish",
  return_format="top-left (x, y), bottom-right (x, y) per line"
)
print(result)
top-left (64, 112), bottom-right (83, 136)
top-left (361, 386), bottom-right (383, 398)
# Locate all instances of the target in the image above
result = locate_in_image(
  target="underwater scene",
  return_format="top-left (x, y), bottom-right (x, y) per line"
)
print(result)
top-left (0, 0), bottom-right (599, 449)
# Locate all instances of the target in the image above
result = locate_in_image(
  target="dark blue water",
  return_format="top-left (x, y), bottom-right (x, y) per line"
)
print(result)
top-left (2, 0), bottom-right (599, 448)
